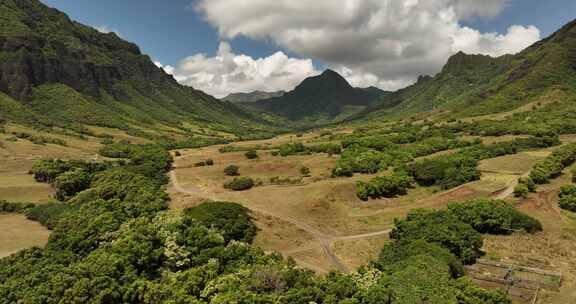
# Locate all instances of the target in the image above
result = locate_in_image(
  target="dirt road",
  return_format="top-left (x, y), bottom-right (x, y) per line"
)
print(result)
top-left (169, 169), bottom-right (391, 273)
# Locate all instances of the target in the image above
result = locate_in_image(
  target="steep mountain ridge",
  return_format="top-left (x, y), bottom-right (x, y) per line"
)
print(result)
top-left (248, 69), bottom-right (385, 122)
top-left (358, 18), bottom-right (576, 120)
top-left (0, 0), bottom-right (278, 137)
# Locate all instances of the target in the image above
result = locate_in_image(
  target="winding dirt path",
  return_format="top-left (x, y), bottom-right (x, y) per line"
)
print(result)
top-left (169, 169), bottom-right (391, 273)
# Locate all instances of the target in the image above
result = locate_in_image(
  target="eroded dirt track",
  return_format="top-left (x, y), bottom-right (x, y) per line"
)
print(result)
top-left (169, 169), bottom-right (392, 273)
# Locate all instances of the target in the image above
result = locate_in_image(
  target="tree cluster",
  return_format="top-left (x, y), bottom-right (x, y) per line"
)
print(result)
top-left (356, 173), bottom-right (414, 200)
top-left (530, 143), bottom-right (576, 184)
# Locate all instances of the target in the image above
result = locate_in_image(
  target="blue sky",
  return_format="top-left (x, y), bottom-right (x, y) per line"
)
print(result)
top-left (41, 0), bottom-right (291, 65)
top-left (41, 0), bottom-right (576, 97)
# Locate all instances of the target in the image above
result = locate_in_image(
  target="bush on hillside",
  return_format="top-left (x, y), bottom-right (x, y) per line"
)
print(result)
top-left (300, 166), bottom-right (311, 177)
top-left (356, 173), bottom-right (413, 200)
top-left (447, 199), bottom-right (542, 234)
top-left (0, 201), bottom-right (35, 213)
top-left (529, 143), bottom-right (576, 184)
top-left (224, 165), bottom-right (240, 176)
top-left (514, 184), bottom-right (529, 198)
top-left (374, 240), bottom-right (465, 278)
top-left (194, 159), bottom-right (214, 167)
top-left (245, 150), bottom-right (258, 159)
top-left (54, 168), bottom-right (91, 201)
top-left (390, 209), bottom-right (483, 264)
top-left (559, 184), bottom-right (576, 212)
top-left (518, 176), bottom-right (537, 192)
top-left (224, 177), bottom-right (254, 191)
top-left (25, 202), bottom-right (72, 229)
top-left (559, 195), bottom-right (576, 212)
top-left (183, 201), bottom-right (257, 244)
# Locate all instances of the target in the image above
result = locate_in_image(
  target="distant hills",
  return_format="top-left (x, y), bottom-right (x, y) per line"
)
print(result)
top-left (222, 91), bottom-right (285, 103)
top-left (237, 18), bottom-right (576, 125)
top-left (244, 70), bottom-right (386, 123)
top-left (0, 0), bottom-right (280, 139)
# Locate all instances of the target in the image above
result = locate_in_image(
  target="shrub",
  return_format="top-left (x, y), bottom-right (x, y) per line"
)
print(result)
top-left (559, 185), bottom-right (576, 212)
top-left (514, 184), bottom-right (529, 198)
top-left (375, 240), bottom-right (465, 278)
top-left (572, 168), bottom-right (576, 183)
top-left (0, 201), bottom-right (35, 213)
top-left (269, 176), bottom-right (303, 185)
top-left (278, 143), bottom-right (307, 156)
top-left (224, 165), bottom-right (240, 176)
top-left (529, 143), bottom-right (576, 184)
top-left (224, 177), bottom-right (254, 191)
top-left (100, 137), bottom-right (114, 145)
top-left (518, 177), bottom-right (537, 192)
top-left (245, 150), bottom-right (259, 159)
top-left (409, 155), bottom-right (480, 189)
top-left (194, 159), bottom-right (213, 167)
top-left (356, 173), bottom-right (413, 200)
top-left (184, 201), bottom-right (257, 243)
top-left (559, 195), bottom-right (576, 212)
top-left (447, 199), bottom-right (542, 234)
top-left (333, 147), bottom-right (391, 176)
top-left (560, 184), bottom-right (576, 197)
top-left (300, 166), bottom-right (311, 177)
top-left (53, 168), bottom-right (91, 201)
top-left (25, 202), bottom-right (72, 229)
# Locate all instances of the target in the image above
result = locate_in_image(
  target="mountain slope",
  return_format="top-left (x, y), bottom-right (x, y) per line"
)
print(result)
top-left (223, 90), bottom-right (285, 103)
top-left (0, 0), bottom-right (280, 138)
top-left (248, 70), bottom-right (385, 123)
top-left (357, 18), bottom-right (576, 121)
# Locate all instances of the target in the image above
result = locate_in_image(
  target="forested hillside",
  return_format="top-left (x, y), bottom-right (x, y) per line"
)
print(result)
top-left (358, 19), bottom-right (576, 120)
top-left (0, 0), bottom-right (281, 139)
top-left (247, 70), bottom-right (385, 124)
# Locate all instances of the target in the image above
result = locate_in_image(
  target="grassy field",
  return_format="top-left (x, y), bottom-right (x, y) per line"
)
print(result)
top-left (3, 121), bottom-right (576, 302)
top-left (0, 124), bottom-right (105, 203)
top-left (0, 214), bottom-right (50, 258)
top-left (168, 131), bottom-right (534, 273)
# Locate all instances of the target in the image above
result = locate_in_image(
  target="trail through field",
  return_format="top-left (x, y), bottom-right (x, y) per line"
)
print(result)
top-left (169, 169), bottom-right (391, 273)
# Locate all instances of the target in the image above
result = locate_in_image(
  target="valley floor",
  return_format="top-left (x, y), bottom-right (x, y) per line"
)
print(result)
top-left (2, 127), bottom-right (576, 303)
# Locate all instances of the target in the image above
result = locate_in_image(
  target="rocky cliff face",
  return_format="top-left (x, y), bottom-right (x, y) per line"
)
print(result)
top-left (0, 0), bottom-right (278, 136)
top-left (0, 0), bottom-right (175, 101)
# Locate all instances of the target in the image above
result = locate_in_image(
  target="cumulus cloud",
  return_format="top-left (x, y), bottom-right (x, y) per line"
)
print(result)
top-left (161, 42), bottom-right (318, 98)
top-left (196, 0), bottom-right (540, 90)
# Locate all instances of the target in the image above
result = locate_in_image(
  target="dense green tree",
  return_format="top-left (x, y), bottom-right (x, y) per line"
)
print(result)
top-left (245, 150), bottom-right (259, 159)
top-left (390, 209), bottom-right (483, 264)
top-left (224, 177), bottom-right (255, 191)
top-left (447, 199), bottom-right (542, 234)
top-left (184, 202), bottom-right (257, 244)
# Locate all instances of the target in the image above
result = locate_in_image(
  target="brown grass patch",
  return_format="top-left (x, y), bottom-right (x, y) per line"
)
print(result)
top-left (0, 214), bottom-right (50, 258)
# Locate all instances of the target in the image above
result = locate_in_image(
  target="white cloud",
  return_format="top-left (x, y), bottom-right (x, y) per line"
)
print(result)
top-left (93, 25), bottom-right (122, 37)
top-left (161, 42), bottom-right (319, 98)
top-left (196, 0), bottom-right (540, 90)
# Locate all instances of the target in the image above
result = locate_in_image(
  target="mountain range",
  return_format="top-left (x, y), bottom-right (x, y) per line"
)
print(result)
top-left (244, 70), bottom-right (386, 124)
top-left (357, 19), bottom-right (576, 121)
top-left (1, 0), bottom-right (576, 136)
